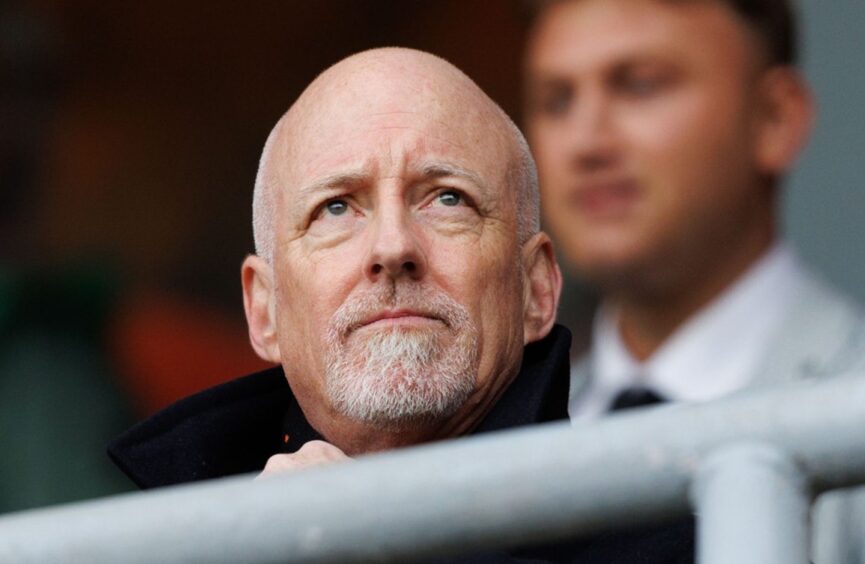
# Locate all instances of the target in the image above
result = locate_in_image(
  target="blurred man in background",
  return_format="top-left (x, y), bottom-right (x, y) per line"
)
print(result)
top-left (524, 0), bottom-right (865, 561)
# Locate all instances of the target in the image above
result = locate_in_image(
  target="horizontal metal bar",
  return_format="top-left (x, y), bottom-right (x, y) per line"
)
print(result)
top-left (1, 375), bottom-right (864, 563)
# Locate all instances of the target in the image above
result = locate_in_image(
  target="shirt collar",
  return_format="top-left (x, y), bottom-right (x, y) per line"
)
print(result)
top-left (591, 243), bottom-right (805, 403)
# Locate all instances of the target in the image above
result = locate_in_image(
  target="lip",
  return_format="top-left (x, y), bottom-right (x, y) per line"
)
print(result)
top-left (357, 310), bottom-right (443, 330)
top-left (568, 178), bottom-right (641, 219)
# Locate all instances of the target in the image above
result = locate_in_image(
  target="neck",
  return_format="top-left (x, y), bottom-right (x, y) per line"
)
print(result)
top-left (611, 234), bottom-right (776, 362)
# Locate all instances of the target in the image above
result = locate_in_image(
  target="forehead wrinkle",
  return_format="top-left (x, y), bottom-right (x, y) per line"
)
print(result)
top-left (368, 110), bottom-right (421, 117)
top-left (418, 161), bottom-right (489, 195)
top-left (297, 160), bottom-right (493, 199)
top-left (298, 171), bottom-right (368, 198)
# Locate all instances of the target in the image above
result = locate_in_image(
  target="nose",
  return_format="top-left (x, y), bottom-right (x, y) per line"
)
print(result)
top-left (563, 88), bottom-right (620, 172)
top-left (363, 198), bottom-right (427, 283)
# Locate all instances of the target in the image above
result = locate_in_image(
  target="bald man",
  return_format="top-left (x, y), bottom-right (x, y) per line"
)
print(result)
top-left (109, 48), bottom-right (567, 493)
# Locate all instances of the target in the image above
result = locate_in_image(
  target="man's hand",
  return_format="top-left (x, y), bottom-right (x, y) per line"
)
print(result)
top-left (256, 440), bottom-right (350, 478)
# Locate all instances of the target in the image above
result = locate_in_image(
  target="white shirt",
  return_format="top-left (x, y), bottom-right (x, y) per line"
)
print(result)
top-left (569, 243), bottom-right (808, 421)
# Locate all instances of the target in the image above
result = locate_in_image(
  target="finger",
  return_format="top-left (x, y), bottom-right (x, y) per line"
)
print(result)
top-left (256, 441), bottom-right (350, 479)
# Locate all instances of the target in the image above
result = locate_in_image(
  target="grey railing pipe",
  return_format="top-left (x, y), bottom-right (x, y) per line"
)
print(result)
top-left (0, 375), bottom-right (864, 563)
top-left (693, 442), bottom-right (811, 564)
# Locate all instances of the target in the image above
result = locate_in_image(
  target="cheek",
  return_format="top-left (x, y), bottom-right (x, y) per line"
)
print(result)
top-left (628, 99), bottom-right (708, 162)
top-left (636, 87), bottom-right (748, 156)
top-left (475, 242), bottom-right (525, 337)
top-left (429, 235), bottom-right (522, 320)
top-left (273, 252), bottom-right (356, 356)
top-left (473, 268), bottom-right (525, 393)
top-left (624, 96), bottom-right (757, 241)
top-left (627, 94), bottom-right (751, 192)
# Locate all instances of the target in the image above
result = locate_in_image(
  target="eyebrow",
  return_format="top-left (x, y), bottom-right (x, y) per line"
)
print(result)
top-left (298, 171), bottom-right (367, 198)
top-left (418, 162), bottom-right (487, 193)
top-left (299, 163), bottom-right (487, 195)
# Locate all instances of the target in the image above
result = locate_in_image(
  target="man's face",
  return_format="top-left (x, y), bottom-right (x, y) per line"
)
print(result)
top-left (264, 67), bottom-right (527, 430)
top-left (525, 0), bottom-right (773, 290)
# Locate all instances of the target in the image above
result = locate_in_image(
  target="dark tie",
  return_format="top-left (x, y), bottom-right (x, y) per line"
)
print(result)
top-left (608, 386), bottom-right (666, 411)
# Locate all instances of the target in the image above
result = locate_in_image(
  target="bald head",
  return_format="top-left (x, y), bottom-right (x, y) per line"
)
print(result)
top-left (241, 47), bottom-right (562, 448)
top-left (252, 48), bottom-right (538, 264)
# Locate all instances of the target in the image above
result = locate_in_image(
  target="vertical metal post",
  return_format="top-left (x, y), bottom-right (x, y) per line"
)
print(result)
top-left (692, 442), bottom-right (811, 564)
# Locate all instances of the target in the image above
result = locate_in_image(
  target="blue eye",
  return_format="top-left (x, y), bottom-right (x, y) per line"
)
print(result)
top-left (437, 191), bottom-right (462, 207)
top-left (325, 199), bottom-right (349, 216)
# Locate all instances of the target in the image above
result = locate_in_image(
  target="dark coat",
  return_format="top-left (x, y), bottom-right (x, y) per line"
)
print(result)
top-left (108, 324), bottom-right (693, 563)
top-left (108, 325), bottom-right (572, 489)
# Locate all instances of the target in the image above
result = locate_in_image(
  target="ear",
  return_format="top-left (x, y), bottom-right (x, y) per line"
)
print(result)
top-left (753, 67), bottom-right (814, 175)
top-left (241, 255), bottom-right (281, 363)
top-left (521, 232), bottom-right (563, 344)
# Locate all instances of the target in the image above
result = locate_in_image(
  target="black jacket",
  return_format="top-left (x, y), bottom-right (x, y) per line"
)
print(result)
top-left (108, 325), bottom-right (571, 489)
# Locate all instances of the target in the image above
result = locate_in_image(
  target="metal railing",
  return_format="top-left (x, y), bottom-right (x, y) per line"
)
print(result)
top-left (1, 374), bottom-right (864, 563)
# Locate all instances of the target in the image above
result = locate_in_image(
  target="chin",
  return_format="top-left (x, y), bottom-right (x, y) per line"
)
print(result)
top-left (570, 244), bottom-right (643, 273)
top-left (570, 248), bottom-right (655, 288)
top-left (326, 325), bottom-right (478, 427)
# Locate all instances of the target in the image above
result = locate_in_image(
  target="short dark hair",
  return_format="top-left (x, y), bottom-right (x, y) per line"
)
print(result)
top-left (524, 0), bottom-right (799, 66)
top-left (721, 0), bottom-right (797, 65)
